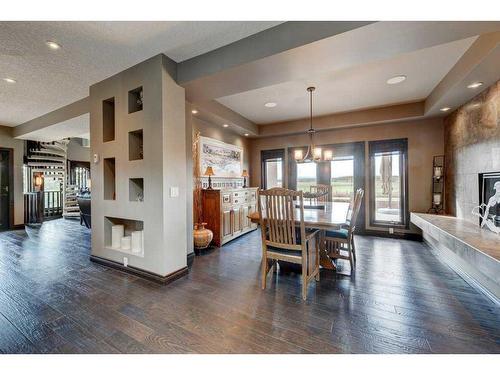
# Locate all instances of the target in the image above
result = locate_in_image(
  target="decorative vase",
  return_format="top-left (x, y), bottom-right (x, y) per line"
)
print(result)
top-left (193, 223), bottom-right (213, 250)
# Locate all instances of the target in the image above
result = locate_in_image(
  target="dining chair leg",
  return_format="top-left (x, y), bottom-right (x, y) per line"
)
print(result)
top-left (271, 260), bottom-right (277, 273)
top-left (261, 258), bottom-right (268, 290)
top-left (351, 236), bottom-right (356, 262)
top-left (347, 240), bottom-right (354, 271)
top-left (314, 237), bottom-right (320, 282)
top-left (302, 261), bottom-right (308, 301)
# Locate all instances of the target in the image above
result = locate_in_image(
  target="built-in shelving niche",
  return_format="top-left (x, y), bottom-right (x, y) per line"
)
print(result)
top-left (128, 129), bottom-right (143, 161)
top-left (104, 216), bottom-right (144, 257)
top-left (102, 97), bottom-right (115, 142)
top-left (103, 157), bottom-right (116, 200)
top-left (129, 178), bottom-right (144, 202)
top-left (128, 86), bottom-right (143, 114)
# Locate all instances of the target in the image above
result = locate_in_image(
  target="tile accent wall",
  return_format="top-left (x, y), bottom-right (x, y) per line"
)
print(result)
top-left (444, 81), bottom-right (500, 223)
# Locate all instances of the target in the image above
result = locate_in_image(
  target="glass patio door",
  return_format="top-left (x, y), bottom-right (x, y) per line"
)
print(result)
top-left (330, 156), bottom-right (354, 203)
top-left (261, 149), bottom-right (285, 189)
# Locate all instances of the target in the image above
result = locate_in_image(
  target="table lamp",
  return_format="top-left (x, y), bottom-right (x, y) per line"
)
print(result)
top-left (204, 166), bottom-right (215, 190)
top-left (242, 169), bottom-right (249, 188)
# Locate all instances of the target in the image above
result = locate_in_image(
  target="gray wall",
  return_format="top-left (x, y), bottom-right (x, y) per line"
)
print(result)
top-left (67, 138), bottom-right (90, 162)
top-left (0, 125), bottom-right (24, 226)
top-left (90, 54), bottom-right (187, 277)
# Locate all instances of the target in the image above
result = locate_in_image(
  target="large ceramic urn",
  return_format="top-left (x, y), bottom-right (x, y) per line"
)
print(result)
top-left (193, 223), bottom-right (213, 249)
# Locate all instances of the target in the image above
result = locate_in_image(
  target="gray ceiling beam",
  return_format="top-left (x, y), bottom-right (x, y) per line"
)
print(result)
top-left (13, 97), bottom-right (89, 139)
top-left (177, 21), bottom-right (374, 85)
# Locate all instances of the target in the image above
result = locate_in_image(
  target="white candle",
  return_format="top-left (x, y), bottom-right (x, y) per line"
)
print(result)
top-left (434, 167), bottom-right (442, 178)
top-left (433, 193), bottom-right (441, 205)
top-left (120, 236), bottom-right (131, 250)
top-left (111, 225), bottom-right (124, 248)
top-left (131, 230), bottom-right (143, 254)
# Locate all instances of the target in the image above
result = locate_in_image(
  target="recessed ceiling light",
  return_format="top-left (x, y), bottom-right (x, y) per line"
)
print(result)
top-left (191, 109), bottom-right (198, 114)
top-left (467, 81), bottom-right (483, 89)
top-left (46, 41), bottom-right (61, 50)
top-left (3, 78), bottom-right (16, 83)
top-left (264, 102), bottom-right (277, 108)
top-left (244, 133), bottom-right (249, 137)
top-left (440, 107), bottom-right (451, 112)
top-left (386, 75), bottom-right (407, 85)
top-left (222, 124), bottom-right (229, 128)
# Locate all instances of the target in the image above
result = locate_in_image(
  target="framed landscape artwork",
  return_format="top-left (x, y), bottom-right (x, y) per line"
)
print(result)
top-left (199, 136), bottom-right (243, 178)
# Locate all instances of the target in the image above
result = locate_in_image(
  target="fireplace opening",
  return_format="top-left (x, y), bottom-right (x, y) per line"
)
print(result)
top-left (478, 172), bottom-right (500, 227)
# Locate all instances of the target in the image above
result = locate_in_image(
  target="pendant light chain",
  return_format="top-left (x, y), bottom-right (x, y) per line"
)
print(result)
top-left (294, 86), bottom-right (332, 163)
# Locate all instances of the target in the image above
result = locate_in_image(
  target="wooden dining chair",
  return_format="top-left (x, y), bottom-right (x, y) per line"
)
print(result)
top-left (324, 188), bottom-right (364, 271)
top-left (310, 184), bottom-right (331, 203)
top-left (257, 187), bottom-right (320, 300)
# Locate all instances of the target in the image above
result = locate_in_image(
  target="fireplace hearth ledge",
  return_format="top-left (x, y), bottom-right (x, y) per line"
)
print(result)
top-left (411, 212), bottom-right (500, 305)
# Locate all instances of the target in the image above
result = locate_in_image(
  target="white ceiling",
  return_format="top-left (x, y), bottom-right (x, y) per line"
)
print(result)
top-left (216, 36), bottom-right (477, 124)
top-left (0, 21), bottom-right (282, 126)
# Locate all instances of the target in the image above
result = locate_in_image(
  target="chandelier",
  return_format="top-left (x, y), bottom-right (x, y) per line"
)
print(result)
top-left (294, 87), bottom-right (333, 163)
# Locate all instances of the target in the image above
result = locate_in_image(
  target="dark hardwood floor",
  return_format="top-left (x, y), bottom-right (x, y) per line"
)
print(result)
top-left (0, 219), bottom-right (498, 354)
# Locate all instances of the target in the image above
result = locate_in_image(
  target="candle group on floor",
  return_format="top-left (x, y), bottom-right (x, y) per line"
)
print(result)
top-left (111, 224), bottom-right (144, 254)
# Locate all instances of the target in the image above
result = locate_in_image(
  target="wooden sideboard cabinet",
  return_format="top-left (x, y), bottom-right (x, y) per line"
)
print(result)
top-left (201, 187), bottom-right (258, 247)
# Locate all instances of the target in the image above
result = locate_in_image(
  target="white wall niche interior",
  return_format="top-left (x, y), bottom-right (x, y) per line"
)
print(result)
top-left (103, 157), bottom-right (116, 200)
top-left (102, 97), bottom-right (115, 142)
top-left (129, 178), bottom-right (144, 202)
top-left (128, 129), bottom-right (144, 161)
top-left (128, 86), bottom-right (143, 114)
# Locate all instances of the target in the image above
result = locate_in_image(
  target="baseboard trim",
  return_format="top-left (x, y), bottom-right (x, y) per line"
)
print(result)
top-left (187, 252), bottom-right (195, 267)
top-left (90, 255), bottom-right (188, 285)
top-left (12, 224), bottom-right (25, 230)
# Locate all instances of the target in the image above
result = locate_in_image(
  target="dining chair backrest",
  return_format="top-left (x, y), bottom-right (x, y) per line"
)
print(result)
top-left (257, 187), bottom-right (306, 251)
top-left (310, 184), bottom-right (330, 202)
top-left (347, 188), bottom-right (364, 234)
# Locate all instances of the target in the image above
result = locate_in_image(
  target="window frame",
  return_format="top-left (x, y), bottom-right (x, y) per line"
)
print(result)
top-left (368, 138), bottom-right (409, 229)
top-left (260, 149), bottom-right (285, 189)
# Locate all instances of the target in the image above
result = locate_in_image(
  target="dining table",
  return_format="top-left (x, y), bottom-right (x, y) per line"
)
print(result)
top-left (248, 201), bottom-right (349, 271)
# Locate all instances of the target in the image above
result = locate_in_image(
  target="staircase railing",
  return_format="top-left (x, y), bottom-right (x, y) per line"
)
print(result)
top-left (44, 191), bottom-right (63, 218)
top-left (24, 192), bottom-right (44, 224)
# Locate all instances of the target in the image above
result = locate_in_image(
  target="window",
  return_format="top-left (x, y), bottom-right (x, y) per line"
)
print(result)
top-left (369, 139), bottom-right (408, 227)
top-left (261, 149), bottom-right (285, 189)
top-left (330, 157), bottom-right (354, 203)
top-left (264, 158), bottom-right (283, 188)
top-left (296, 162), bottom-right (317, 193)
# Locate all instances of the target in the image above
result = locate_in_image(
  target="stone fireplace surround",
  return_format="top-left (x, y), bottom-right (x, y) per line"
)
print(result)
top-left (445, 80), bottom-right (500, 223)
top-left (411, 212), bottom-right (500, 304)
top-left (411, 81), bottom-right (500, 304)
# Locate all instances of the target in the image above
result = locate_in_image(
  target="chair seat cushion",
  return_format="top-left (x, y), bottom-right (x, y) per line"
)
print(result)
top-left (325, 228), bottom-right (348, 239)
